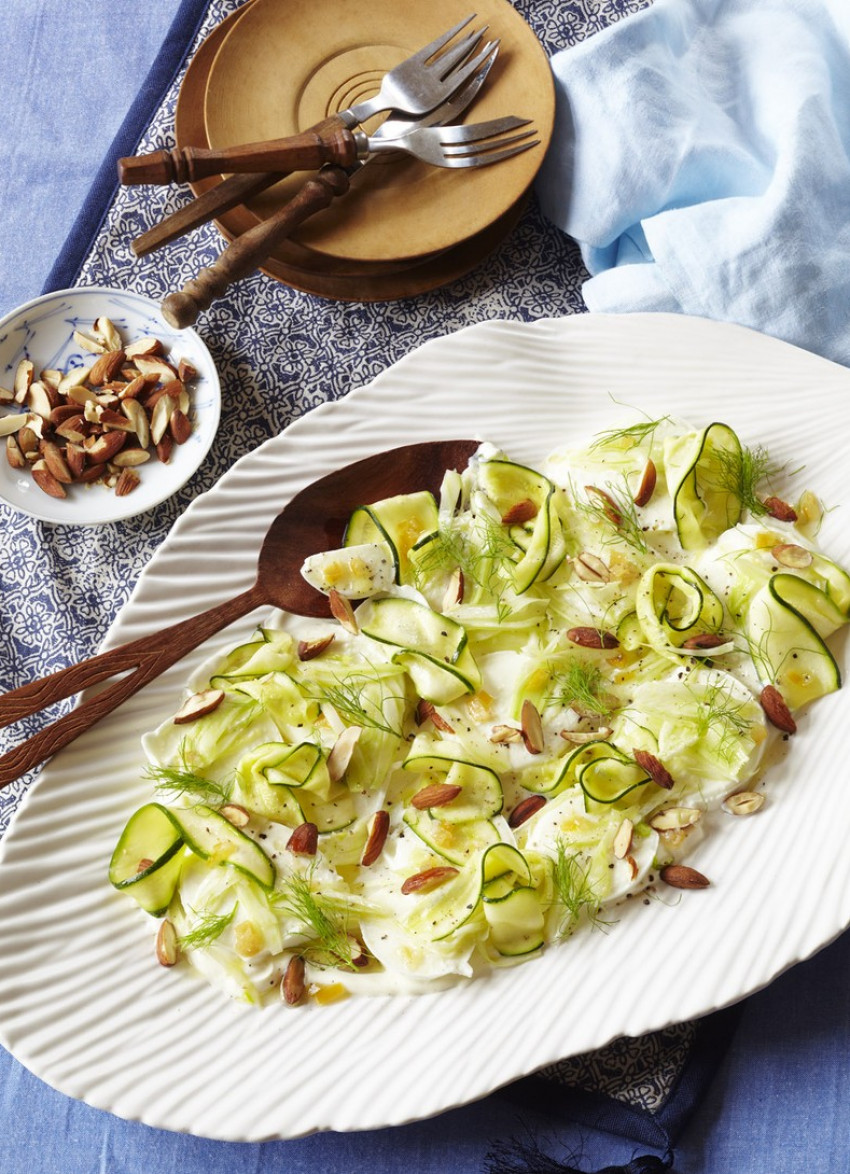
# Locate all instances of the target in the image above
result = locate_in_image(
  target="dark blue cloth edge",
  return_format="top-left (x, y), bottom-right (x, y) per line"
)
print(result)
top-left (41, 0), bottom-right (214, 297)
top-left (495, 1003), bottom-right (743, 1153)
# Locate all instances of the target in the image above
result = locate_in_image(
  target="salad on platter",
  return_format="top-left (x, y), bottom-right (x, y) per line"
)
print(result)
top-left (109, 414), bottom-right (850, 1008)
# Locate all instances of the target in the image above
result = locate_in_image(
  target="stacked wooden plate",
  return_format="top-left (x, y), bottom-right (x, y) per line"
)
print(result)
top-left (175, 0), bottom-right (555, 300)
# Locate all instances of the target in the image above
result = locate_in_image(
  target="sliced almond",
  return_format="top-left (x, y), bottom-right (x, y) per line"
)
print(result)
top-left (297, 633), bottom-right (335, 661)
top-left (327, 724), bottom-right (362, 783)
top-left (442, 567), bottom-right (464, 609)
top-left (220, 803), bottom-right (251, 828)
top-left (659, 864), bottom-right (710, 890)
top-left (155, 919), bottom-right (180, 967)
top-left (117, 374), bottom-right (148, 400)
top-left (560, 726), bottom-right (613, 744)
top-left (99, 407), bottom-right (136, 432)
top-left (54, 414), bottom-right (88, 443)
top-left (573, 551), bottom-right (612, 583)
top-left (26, 381), bottom-right (56, 418)
top-left (722, 790), bottom-right (766, 816)
top-left (173, 688), bottom-right (225, 724)
top-left (649, 807), bottom-right (702, 831)
top-left (73, 328), bottom-right (107, 354)
top-left (149, 393), bottom-right (175, 445)
top-left (771, 543), bottom-right (813, 569)
top-left (5, 434), bottom-right (25, 469)
top-left (0, 385), bottom-right (15, 403)
top-left (680, 632), bottom-right (730, 651)
top-left (13, 358), bottom-right (33, 403)
top-left (633, 459), bottom-right (657, 507)
top-left (0, 412), bottom-right (29, 438)
top-left (489, 723), bottom-right (523, 744)
top-left (281, 955), bottom-right (306, 1005)
top-left (65, 381), bottom-right (98, 406)
top-left (401, 866), bottom-right (459, 895)
top-left (410, 781), bottom-right (462, 810)
top-left (361, 810), bottom-right (390, 866)
top-left (92, 317), bottom-right (123, 351)
top-left (508, 794), bottom-right (546, 828)
top-left (18, 423), bottom-right (41, 456)
top-left (287, 822), bottom-right (319, 856)
top-left (613, 818), bottom-right (634, 859)
top-left (520, 698), bottom-right (544, 754)
top-left (328, 588), bottom-right (358, 634)
top-left (31, 459), bottom-right (66, 498)
top-left (501, 499), bottom-right (538, 525)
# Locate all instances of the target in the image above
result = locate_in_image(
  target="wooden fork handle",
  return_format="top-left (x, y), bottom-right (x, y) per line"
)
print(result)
top-left (119, 122), bottom-right (359, 185)
top-left (161, 165), bottom-right (353, 330)
top-left (0, 583), bottom-right (266, 788)
top-left (132, 172), bottom-right (283, 257)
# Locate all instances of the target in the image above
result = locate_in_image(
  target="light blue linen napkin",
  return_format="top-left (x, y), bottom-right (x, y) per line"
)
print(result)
top-left (536, 0), bottom-right (850, 366)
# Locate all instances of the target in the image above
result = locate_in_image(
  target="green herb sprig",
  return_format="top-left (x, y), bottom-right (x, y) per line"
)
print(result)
top-left (146, 764), bottom-right (233, 806)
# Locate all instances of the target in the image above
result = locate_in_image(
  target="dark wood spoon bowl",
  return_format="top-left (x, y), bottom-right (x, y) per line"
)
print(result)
top-left (0, 438), bottom-right (479, 787)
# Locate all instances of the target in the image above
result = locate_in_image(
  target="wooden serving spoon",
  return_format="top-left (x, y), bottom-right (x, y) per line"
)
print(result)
top-left (0, 438), bottom-right (479, 788)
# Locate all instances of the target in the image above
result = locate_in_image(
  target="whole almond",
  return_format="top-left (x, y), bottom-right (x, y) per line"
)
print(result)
top-left (361, 810), bottom-right (390, 866)
top-left (287, 822), bottom-right (319, 856)
top-left (660, 864), bottom-right (710, 890)
top-left (112, 447), bottom-right (152, 468)
top-left (762, 495), bottom-right (798, 523)
top-left (759, 684), bottom-right (796, 734)
top-left (723, 790), bottom-right (766, 816)
top-left (633, 748), bottom-right (675, 789)
top-left (282, 955), bottom-right (306, 1005)
top-left (633, 459), bottom-right (657, 507)
top-left (508, 793), bottom-right (547, 828)
top-left (501, 499), bottom-right (538, 525)
top-left (401, 866), bottom-right (459, 895)
top-left (567, 626), bottom-right (619, 650)
top-left (170, 408), bottom-right (192, 445)
top-left (155, 918), bottom-right (180, 967)
top-left (410, 781), bottom-right (462, 810)
top-left (156, 434), bottom-right (174, 464)
top-left (88, 349), bottom-right (126, 387)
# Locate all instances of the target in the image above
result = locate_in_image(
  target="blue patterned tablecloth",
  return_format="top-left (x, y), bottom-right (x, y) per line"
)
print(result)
top-left (2, 2), bottom-right (850, 1172)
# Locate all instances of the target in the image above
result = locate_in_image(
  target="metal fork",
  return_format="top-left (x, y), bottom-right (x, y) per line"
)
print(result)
top-left (363, 116), bottom-right (539, 169)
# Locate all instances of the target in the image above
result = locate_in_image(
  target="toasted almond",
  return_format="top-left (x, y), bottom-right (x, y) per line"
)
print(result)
top-left (0, 412), bottom-right (29, 438)
top-left (401, 866), bottom-right (459, 895)
top-left (508, 794), bottom-right (547, 828)
top-left (173, 688), bottom-right (225, 724)
top-left (771, 542), bottom-right (813, 569)
top-left (560, 726), bottom-right (613, 744)
top-left (125, 336), bottom-right (164, 359)
top-left (722, 790), bottom-right (766, 816)
top-left (442, 567), bottom-right (464, 609)
top-left (327, 724), bottom-right (362, 782)
top-left (220, 803), bottom-right (251, 828)
top-left (633, 748), bottom-right (675, 789)
top-left (328, 588), bottom-right (358, 634)
top-left (134, 354), bottom-right (179, 382)
top-left (680, 632), bottom-right (730, 651)
top-left (155, 919), bottom-right (180, 967)
top-left (114, 468), bottom-right (141, 496)
top-left (13, 359), bottom-right (33, 403)
top-left (613, 818), bottom-right (634, 859)
top-left (5, 434), bottom-right (25, 469)
top-left (566, 626), bottom-right (619, 650)
top-left (112, 447), bottom-right (151, 468)
top-left (31, 459), bottom-right (66, 498)
top-left (65, 382), bottom-right (98, 406)
top-left (573, 551), bottom-right (612, 583)
top-left (415, 698), bottom-right (455, 733)
top-left (73, 328), bottom-right (106, 354)
top-left (660, 864), bottom-right (710, 890)
top-left (410, 781), bottom-right (462, 810)
top-left (65, 444), bottom-right (86, 478)
top-left (762, 495), bottom-right (798, 523)
top-left (501, 498), bottom-right (538, 525)
top-left (287, 822), bottom-right (319, 856)
top-left (177, 358), bottom-right (198, 382)
top-left (297, 633), bottom-right (335, 661)
top-left (88, 349), bottom-right (126, 387)
top-left (489, 724), bottom-right (523, 743)
top-left (85, 431), bottom-right (127, 464)
top-left (759, 684), bottom-right (796, 734)
top-left (26, 381), bottom-right (56, 418)
top-left (40, 440), bottom-right (73, 484)
top-left (156, 434), bottom-right (173, 464)
top-left (149, 393), bottom-right (175, 445)
top-left (649, 807), bottom-right (702, 831)
top-left (170, 408), bottom-right (192, 444)
top-left (117, 374), bottom-right (148, 400)
top-left (99, 407), bottom-right (136, 431)
top-left (361, 810), bottom-right (390, 867)
top-left (54, 414), bottom-right (88, 443)
top-left (92, 317), bottom-right (123, 351)
top-left (18, 423), bottom-right (40, 455)
top-left (281, 955), bottom-right (306, 1005)
top-left (520, 698), bottom-right (545, 754)
top-left (586, 484), bottom-right (624, 526)
top-left (49, 403), bottom-right (82, 426)
top-left (633, 458), bottom-right (657, 507)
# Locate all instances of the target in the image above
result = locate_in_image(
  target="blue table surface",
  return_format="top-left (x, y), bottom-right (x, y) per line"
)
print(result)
top-left (2, 3), bottom-right (849, 1172)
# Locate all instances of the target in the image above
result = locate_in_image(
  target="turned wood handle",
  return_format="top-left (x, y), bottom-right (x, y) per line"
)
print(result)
top-left (119, 123), bottom-right (358, 185)
top-left (132, 172), bottom-right (283, 257)
top-left (0, 583), bottom-right (266, 788)
top-left (161, 166), bottom-right (353, 329)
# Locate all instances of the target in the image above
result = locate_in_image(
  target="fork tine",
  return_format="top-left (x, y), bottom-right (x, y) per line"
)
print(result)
top-left (444, 131), bottom-right (538, 159)
top-left (429, 26), bottom-right (487, 77)
top-left (406, 14), bottom-right (476, 65)
top-left (446, 140), bottom-right (541, 168)
top-left (437, 116), bottom-right (533, 144)
top-left (438, 38), bottom-right (501, 91)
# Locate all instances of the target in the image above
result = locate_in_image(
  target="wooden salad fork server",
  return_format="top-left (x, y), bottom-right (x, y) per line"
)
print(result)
top-left (0, 440), bottom-right (479, 788)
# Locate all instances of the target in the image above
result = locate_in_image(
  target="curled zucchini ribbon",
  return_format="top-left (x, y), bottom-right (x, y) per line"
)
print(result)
top-left (402, 750), bottom-right (503, 865)
top-left (477, 459), bottom-right (567, 593)
top-left (238, 741), bottom-right (355, 832)
top-left (664, 422), bottom-right (743, 551)
top-left (344, 491), bottom-right (439, 585)
top-left (636, 563), bottom-right (725, 655)
top-left (747, 573), bottom-right (844, 709)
